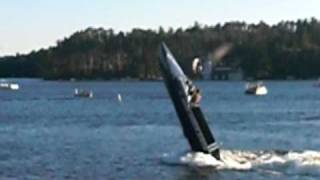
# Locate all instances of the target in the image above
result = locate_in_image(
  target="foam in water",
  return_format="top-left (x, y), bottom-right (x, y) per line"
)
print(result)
top-left (161, 149), bottom-right (320, 176)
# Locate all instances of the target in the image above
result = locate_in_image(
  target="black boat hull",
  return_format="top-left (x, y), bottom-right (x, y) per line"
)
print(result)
top-left (159, 43), bottom-right (220, 159)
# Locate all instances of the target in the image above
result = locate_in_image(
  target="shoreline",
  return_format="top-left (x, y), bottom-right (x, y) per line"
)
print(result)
top-left (1, 77), bottom-right (319, 82)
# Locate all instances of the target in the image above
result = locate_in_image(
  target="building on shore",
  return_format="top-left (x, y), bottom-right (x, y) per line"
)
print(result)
top-left (201, 56), bottom-right (243, 80)
top-left (211, 66), bottom-right (243, 80)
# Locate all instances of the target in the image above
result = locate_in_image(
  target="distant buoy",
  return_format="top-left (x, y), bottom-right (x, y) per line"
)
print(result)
top-left (118, 93), bottom-right (122, 102)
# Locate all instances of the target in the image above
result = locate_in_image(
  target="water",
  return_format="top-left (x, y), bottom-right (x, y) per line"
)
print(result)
top-left (1, 79), bottom-right (320, 180)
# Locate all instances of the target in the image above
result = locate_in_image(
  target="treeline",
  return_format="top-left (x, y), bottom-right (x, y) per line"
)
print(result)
top-left (1, 18), bottom-right (320, 80)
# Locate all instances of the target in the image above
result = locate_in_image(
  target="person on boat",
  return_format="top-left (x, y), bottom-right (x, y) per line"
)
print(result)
top-left (184, 79), bottom-right (201, 105)
top-left (185, 80), bottom-right (192, 92)
top-left (185, 80), bottom-right (194, 102)
top-left (190, 88), bottom-right (202, 106)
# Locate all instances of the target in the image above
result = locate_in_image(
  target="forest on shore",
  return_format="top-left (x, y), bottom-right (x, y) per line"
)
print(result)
top-left (1, 18), bottom-right (320, 80)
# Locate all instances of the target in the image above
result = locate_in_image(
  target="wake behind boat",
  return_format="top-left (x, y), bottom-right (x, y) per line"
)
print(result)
top-left (159, 42), bottom-right (220, 160)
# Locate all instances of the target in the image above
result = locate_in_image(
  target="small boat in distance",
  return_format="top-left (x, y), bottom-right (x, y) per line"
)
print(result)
top-left (0, 80), bottom-right (19, 90)
top-left (245, 81), bottom-right (268, 95)
top-left (74, 88), bottom-right (93, 98)
top-left (313, 78), bottom-right (320, 87)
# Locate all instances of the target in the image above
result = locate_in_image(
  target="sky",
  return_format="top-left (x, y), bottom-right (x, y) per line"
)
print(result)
top-left (1, 0), bottom-right (320, 56)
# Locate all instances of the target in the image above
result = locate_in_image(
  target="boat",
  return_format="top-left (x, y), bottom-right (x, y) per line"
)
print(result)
top-left (159, 42), bottom-right (220, 160)
top-left (313, 78), bottom-right (320, 87)
top-left (245, 81), bottom-right (268, 95)
top-left (74, 88), bottom-right (93, 98)
top-left (0, 81), bottom-right (19, 90)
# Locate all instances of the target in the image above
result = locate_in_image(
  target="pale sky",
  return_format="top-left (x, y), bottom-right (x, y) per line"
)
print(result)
top-left (1, 0), bottom-right (320, 56)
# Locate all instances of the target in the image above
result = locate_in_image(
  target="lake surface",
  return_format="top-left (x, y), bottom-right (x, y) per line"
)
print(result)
top-left (1, 79), bottom-right (320, 180)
